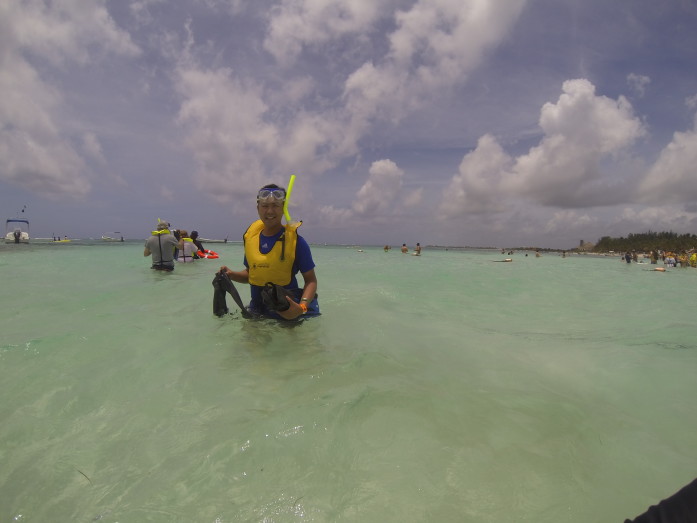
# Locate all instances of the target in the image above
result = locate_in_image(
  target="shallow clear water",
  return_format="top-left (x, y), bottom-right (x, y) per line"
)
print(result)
top-left (1, 242), bottom-right (695, 522)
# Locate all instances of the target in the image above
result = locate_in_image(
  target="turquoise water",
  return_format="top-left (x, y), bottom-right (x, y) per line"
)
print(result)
top-left (1, 242), bottom-right (695, 522)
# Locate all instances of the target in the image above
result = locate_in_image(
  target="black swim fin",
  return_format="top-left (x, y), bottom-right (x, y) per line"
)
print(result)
top-left (212, 272), bottom-right (229, 317)
top-left (212, 270), bottom-right (253, 318)
top-left (260, 282), bottom-right (293, 311)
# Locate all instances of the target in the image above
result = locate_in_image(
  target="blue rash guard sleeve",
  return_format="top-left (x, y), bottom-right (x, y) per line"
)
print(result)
top-left (294, 235), bottom-right (315, 274)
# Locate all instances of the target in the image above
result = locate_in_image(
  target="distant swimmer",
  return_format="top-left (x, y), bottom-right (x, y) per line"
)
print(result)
top-left (401, 243), bottom-right (408, 253)
top-left (414, 243), bottom-right (422, 256)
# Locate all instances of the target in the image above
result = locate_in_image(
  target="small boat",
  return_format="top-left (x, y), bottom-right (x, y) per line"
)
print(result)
top-left (101, 232), bottom-right (124, 242)
top-left (200, 237), bottom-right (228, 243)
top-left (5, 219), bottom-right (30, 244)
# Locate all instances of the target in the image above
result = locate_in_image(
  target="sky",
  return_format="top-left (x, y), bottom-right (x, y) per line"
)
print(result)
top-left (2, 0), bottom-right (697, 248)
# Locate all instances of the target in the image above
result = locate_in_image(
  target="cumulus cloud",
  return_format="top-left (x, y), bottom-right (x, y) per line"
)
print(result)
top-left (263, 0), bottom-right (386, 66)
top-left (440, 134), bottom-right (512, 216)
top-left (178, 1), bottom-right (527, 205)
top-left (612, 205), bottom-right (697, 234)
top-left (344, 0), bottom-right (526, 127)
top-left (636, 120), bottom-right (697, 204)
top-left (11, 1), bottom-right (139, 66)
top-left (174, 64), bottom-right (343, 202)
top-left (318, 159), bottom-right (417, 224)
top-left (352, 159), bottom-right (404, 215)
top-left (0, 1), bottom-right (139, 198)
top-left (0, 50), bottom-right (90, 197)
top-left (315, 204), bottom-right (354, 228)
top-left (175, 66), bottom-right (273, 201)
top-left (439, 79), bottom-right (647, 220)
top-left (505, 79), bottom-right (645, 207)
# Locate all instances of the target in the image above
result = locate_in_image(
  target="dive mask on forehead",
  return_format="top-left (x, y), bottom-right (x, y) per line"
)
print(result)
top-left (257, 188), bottom-right (286, 202)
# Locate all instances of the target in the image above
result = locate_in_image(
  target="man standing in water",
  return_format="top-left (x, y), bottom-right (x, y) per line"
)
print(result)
top-left (144, 220), bottom-right (178, 271)
top-left (220, 184), bottom-right (319, 320)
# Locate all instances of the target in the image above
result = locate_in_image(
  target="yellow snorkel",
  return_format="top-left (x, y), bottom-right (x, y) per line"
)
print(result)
top-left (283, 174), bottom-right (296, 224)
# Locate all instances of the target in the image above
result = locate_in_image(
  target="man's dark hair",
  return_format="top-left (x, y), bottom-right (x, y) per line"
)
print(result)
top-left (260, 183), bottom-right (284, 191)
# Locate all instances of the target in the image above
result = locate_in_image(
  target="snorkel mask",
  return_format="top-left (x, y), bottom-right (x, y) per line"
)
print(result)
top-left (257, 188), bottom-right (286, 203)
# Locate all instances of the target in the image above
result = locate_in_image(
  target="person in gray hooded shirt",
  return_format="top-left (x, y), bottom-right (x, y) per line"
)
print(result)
top-left (144, 220), bottom-right (178, 271)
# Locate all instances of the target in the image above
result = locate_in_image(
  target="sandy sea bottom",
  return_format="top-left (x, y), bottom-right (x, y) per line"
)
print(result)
top-left (0, 242), bottom-right (695, 522)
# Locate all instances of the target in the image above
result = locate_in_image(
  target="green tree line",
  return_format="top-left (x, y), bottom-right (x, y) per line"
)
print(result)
top-left (592, 231), bottom-right (697, 253)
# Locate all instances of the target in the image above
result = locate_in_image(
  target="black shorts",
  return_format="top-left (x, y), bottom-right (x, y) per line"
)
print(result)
top-left (152, 264), bottom-right (174, 272)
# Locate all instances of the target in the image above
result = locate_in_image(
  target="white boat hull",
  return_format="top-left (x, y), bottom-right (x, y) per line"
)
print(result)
top-left (101, 232), bottom-right (124, 242)
top-left (5, 218), bottom-right (30, 243)
top-left (5, 231), bottom-right (29, 243)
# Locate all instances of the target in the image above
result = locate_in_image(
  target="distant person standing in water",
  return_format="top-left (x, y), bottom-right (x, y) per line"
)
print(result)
top-left (144, 220), bottom-right (178, 271)
top-left (190, 230), bottom-right (205, 254)
top-left (401, 244), bottom-right (408, 253)
top-left (176, 230), bottom-right (198, 263)
top-left (414, 243), bottom-right (422, 255)
top-left (624, 251), bottom-right (632, 264)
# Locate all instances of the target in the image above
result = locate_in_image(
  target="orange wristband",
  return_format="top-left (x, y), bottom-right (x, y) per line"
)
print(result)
top-left (299, 302), bottom-right (308, 314)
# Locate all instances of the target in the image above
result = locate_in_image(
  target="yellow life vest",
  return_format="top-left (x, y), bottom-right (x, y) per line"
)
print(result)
top-left (244, 220), bottom-right (301, 286)
top-left (151, 228), bottom-right (171, 235)
top-left (179, 237), bottom-right (197, 261)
